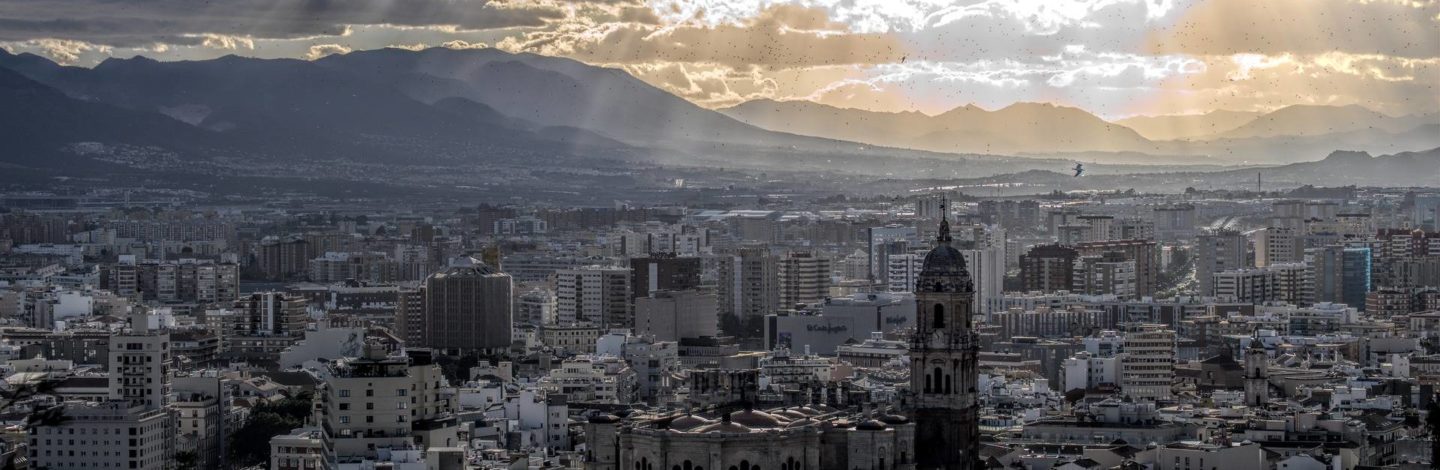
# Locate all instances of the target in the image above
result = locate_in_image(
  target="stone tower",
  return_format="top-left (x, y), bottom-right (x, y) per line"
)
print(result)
top-left (908, 205), bottom-right (981, 470)
top-left (1244, 338), bottom-right (1269, 407)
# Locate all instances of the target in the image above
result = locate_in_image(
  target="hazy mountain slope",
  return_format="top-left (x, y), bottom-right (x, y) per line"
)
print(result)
top-left (1213, 104), bottom-right (1424, 139)
top-left (316, 48), bottom-right (821, 151)
top-left (1115, 110), bottom-right (1260, 140)
top-left (0, 50), bottom-right (638, 165)
top-left (0, 65), bottom-right (225, 168)
top-left (719, 99), bottom-right (1156, 157)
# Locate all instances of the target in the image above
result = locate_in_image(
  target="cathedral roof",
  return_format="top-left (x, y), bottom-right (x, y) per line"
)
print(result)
top-left (730, 409), bottom-right (786, 428)
top-left (694, 421), bottom-right (753, 434)
top-left (669, 414), bottom-right (714, 431)
top-left (916, 211), bottom-right (973, 293)
top-left (855, 419), bottom-right (888, 431)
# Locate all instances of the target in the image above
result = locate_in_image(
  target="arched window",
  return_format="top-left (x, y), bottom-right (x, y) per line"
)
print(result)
top-left (932, 304), bottom-right (946, 329)
top-left (684, 461), bottom-right (693, 470)
top-left (924, 372), bottom-right (932, 393)
top-left (934, 367), bottom-right (944, 394)
top-left (945, 374), bottom-right (953, 394)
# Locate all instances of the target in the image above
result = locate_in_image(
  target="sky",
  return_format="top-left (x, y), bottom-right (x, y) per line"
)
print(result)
top-left (1, 0), bottom-right (1436, 119)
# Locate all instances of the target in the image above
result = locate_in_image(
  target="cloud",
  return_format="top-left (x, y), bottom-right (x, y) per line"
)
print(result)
top-left (622, 62), bottom-right (781, 107)
top-left (0, 0), bottom-right (563, 47)
top-left (441, 40), bottom-right (491, 50)
top-left (1149, 0), bottom-right (1440, 58)
top-left (305, 44), bottom-right (352, 60)
top-left (497, 4), bottom-right (906, 67)
top-left (6, 38), bottom-right (112, 65)
top-left (189, 34), bottom-right (256, 51)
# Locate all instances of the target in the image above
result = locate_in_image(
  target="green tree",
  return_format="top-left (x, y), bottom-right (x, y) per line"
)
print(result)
top-left (227, 392), bottom-right (314, 467)
top-left (174, 451), bottom-right (198, 470)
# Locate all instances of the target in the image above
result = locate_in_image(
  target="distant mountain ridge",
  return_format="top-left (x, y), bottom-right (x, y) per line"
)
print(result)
top-left (2, 46), bottom-right (1437, 182)
top-left (720, 99), bottom-right (1157, 158)
top-left (720, 98), bottom-right (1440, 164)
top-left (1115, 110), bottom-right (1261, 140)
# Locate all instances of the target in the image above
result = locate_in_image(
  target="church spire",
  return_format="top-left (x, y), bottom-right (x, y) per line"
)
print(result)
top-left (938, 195), bottom-right (952, 244)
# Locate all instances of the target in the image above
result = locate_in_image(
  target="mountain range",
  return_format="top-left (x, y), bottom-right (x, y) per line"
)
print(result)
top-left (720, 100), bottom-right (1440, 164)
top-left (1, 46), bottom-right (1437, 193)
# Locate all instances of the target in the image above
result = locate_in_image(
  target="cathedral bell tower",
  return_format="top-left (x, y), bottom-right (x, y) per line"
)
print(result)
top-left (908, 200), bottom-right (980, 470)
top-left (1244, 338), bottom-right (1269, 407)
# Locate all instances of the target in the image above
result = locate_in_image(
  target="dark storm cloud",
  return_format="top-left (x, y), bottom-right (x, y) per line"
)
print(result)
top-left (0, 0), bottom-right (562, 47)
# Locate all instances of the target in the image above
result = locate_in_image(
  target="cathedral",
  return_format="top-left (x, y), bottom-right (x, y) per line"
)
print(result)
top-left (906, 210), bottom-right (982, 470)
top-left (582, 215), bottom-right (980, 470)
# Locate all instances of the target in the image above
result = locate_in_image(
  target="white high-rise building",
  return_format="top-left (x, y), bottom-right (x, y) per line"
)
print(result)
top-left (555, 266), bottom-right (631, 328)
top-left (1121, 324), bottom-right (1175, 401)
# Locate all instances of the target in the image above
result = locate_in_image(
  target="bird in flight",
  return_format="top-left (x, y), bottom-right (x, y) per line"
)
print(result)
top-left (1073, 163), bottom-right (1084, 177)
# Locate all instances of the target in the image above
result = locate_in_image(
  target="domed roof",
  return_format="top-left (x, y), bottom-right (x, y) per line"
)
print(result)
top-left (916, 216), bottom-right (973, 293)
top-left (773, 409), bottom-right (809, 420)
top-left (730, 410), bottom-right (785, 428)
top-left (855, 419), bottom-right (888, 431)
top-left (878, 414), bottom-right (910, 425)
top-left (588, 414), bottom-right (621, 424)
top-left (694, 421), bottom-right (752, 434)
top-left (785, 417), bottom-right (818, 428)
top-left (669, 415), bottom-right (714, 431)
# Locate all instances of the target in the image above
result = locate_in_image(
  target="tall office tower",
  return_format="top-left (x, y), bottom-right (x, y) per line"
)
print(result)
top-left (907, 214), bottom-right (980, 470)
top-left (1047, 208), bottom-right (1082, 238)
top-left (1254, 226), bottom-right (1302, 267)
top-left (1152, 204), bottom-right (1196, 241)
top-left (629, 254), bottom-right (702, 300)
top-left (635, 289), bottom-right (719, 341)
top-left (424, 256), bottom-right (513, 354)
top-left (1020, 244), bottom-right (1079, 293)
top-left (393, 285), bottom-right (425, 345)
top-left (556, 265), bottom-right (631, 328)
top-left (777, 250), bottom-right (832, 309)
top-left (226, 291), bottom-right (308, 359)
top-left (1312, 245), bottom-right (1373, 310)
top-left (1268, 263), bottom-right (1316, 306)
top-left (886, 251), bottom-right (926, 293)
top-left (959, 246), bottom-right (1004, 315)
top-left (256, 236), bottom-right (310, 281)
top-left (1196, 229), bottom-right (1249, 296)
top-left (1074, 239), bottom-right (1160, 298)
top-left (231, 291), bottom-right (308, 337)
top-left (1244, 338), bottom-right (1269, 407)
top-left (1121, 324), bottom-right (1176, 401)
top-left (318, 347), bottom-right (460, 460)
top-left (868, 224), bottom-right (920, 281)
top-left (109, 316), bottom-right (171, 411)
top-left (1076, 215), bottom-right (1115, 242)
top-left (1110, 217), bottom-right (1155, 241)
top-left (709, 247), bottom-right (780, 323)
top-left (1072, 252), bottom-right (1138, 298)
